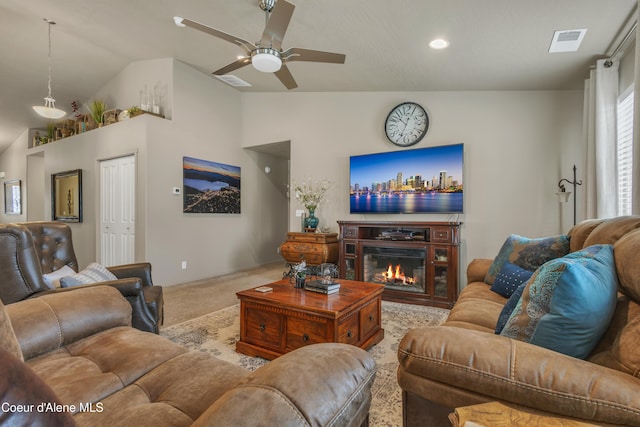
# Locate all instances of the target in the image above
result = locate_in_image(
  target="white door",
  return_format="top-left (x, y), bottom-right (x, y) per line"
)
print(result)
top-left (100, 155), bottom-right (136, 266)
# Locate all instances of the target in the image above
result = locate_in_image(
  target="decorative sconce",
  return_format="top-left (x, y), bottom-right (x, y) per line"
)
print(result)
top-left (556, 164), bottom-right (582, 225)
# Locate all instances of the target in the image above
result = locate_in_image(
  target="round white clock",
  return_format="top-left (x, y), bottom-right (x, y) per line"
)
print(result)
top-left (384, 102), bottom-right (429, 147)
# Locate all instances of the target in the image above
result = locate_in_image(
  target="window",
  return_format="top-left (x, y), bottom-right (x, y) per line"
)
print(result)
top-left (616, 88), bottom-right (634, 216)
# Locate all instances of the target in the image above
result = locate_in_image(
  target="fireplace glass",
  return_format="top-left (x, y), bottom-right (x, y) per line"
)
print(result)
top-left (362, 245), bottom-right (426, 293)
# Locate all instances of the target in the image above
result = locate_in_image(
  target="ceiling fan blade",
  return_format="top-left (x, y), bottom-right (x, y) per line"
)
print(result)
top-left (274, 64), bottom-right (298, 90)
top-left (259, 0), bottom-right (295, 50)
top-left (212, 57), bottom-right (252, 75)
top-left (181, 18), bottom-right (255, 52)
top-left (282, 47), bottom-right (346, 64)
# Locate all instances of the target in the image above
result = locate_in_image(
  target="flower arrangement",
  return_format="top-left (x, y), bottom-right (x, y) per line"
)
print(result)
top-left (71, 101), bottom-right (83, 120)
top-left (293, 178), bottom-right (332, 211)
top-left (292, 260), bottom-right (307, 288)
top-left (293, 260), bottom-right (307, 278)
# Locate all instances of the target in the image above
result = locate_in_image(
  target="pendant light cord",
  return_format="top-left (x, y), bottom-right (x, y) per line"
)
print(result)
top-left (45, 19), bottom-right (55, 99)
top-left (32, 18), bottom-right (66, 118)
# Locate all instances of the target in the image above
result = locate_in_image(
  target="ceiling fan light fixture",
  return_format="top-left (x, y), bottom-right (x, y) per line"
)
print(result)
top-left (173, 16), bottom-right (186, 27)
top-left (251, 49), bottom-right (282, 72)
top-left (33, 18), bottom-right (66, 119)
top-left (33, 96), bottom-right (66, 119)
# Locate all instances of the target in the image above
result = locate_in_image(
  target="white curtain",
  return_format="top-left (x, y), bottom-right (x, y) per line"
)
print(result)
top-left (633, 2), bottom-right (640, 214)
top-left (583, 59), bottom-right (619, 219)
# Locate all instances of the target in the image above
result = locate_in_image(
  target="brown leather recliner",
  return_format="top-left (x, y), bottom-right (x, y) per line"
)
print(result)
top-left (0, 221), bottom-right (163, 334)
top-left (397, 216), bottom-right (640, 426)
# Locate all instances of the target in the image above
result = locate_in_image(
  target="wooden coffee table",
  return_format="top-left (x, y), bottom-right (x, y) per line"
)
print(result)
top-left (236, 279), bottom-right (385, 360)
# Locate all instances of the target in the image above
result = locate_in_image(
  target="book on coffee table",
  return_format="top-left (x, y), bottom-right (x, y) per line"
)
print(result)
top-left (304, 284), bottom-right (340, 294)
top-left (305, 280), bottom-right (340, 291)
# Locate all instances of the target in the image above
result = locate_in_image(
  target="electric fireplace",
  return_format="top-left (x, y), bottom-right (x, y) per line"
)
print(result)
top-left (362, 246), bottom-right (426, 293)
top-left (338, 220), bottom-right (460, 308)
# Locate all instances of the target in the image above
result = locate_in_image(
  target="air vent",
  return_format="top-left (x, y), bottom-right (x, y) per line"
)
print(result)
top-left (215, 75), bottom-right (252, 87)
top-left (549, 29), bottom-right (587, 53)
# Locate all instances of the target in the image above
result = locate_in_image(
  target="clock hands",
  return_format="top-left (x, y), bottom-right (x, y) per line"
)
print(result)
top-left (385, 102), bottom-right (429, 146)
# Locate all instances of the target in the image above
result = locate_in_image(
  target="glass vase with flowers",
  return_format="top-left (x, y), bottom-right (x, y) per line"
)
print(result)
top-left (293, 178), bottom-right (331, 232)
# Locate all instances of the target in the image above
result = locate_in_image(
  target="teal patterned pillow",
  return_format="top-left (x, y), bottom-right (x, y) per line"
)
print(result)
top-left (485, 234), bottom-right (570, 285)
top-left (500, 245), bottom-right (618, 359)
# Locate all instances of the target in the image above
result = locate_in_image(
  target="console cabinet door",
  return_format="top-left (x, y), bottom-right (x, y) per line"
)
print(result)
top-left (429, 246), bottom-right (456, 303)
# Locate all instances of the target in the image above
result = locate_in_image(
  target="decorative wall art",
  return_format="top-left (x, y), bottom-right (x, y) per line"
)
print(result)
top-left (4, 180), bottom-right (21, 215)
top-left (52, 169), bottom-right (82, 222)
top-left (183, 156), bottom-right (241, 214)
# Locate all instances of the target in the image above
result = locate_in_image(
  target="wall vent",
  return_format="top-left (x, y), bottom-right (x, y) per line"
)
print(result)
top-left (549, 29), bottom-right (587, 53)
top-left (215, 75), bottom-right (252, 87)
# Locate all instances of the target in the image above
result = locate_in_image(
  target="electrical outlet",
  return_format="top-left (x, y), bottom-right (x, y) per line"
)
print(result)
top-left (295, 209), bottom-right (305, 217)
top-left (173, 187), bottom-right (181, 195)
top-left (181, 261), bottom-right (187, 270)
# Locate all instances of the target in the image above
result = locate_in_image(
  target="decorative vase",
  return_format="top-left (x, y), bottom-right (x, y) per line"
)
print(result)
top-left (295, 275), bottom-right (306, 288)
top-left (304, 209), bottom-right (319, 231)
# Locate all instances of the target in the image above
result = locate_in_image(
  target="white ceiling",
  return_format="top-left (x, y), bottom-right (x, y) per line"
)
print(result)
top-left (0, 0), bottom-right (636, 152)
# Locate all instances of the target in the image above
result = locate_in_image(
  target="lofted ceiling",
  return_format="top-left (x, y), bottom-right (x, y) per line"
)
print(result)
top-left (0, 0), bottom-right (637, 152)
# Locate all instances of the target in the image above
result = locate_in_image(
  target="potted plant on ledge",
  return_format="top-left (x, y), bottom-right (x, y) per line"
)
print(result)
top-left (88, 99), bottom-right (107, 128)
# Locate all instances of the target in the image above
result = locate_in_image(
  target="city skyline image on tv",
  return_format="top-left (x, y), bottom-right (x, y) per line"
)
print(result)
top-left (349, 143), bottom-right (463, 214)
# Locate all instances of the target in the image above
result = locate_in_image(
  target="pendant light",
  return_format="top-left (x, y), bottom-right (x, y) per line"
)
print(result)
top-left (32, 18), bottom-right (66, 119)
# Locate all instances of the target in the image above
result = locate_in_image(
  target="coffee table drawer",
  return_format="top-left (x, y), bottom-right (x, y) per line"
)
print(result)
top-left (286, 317), bottom-right (327, 351)
top-left (338, 314), bottom-right (360, 344)
top-left (245, 309), bottom-right (283, 348)
top-left (360, 299), bottom-right (380, 338)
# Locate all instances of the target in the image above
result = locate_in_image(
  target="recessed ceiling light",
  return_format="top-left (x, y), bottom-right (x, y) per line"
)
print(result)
top-left (429, 38), bottom-right (449, 50)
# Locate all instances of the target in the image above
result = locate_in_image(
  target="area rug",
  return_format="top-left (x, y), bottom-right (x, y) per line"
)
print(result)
top-left (161, 300), bottom-right (449, 426)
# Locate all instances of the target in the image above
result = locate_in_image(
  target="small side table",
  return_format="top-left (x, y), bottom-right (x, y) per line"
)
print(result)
top-left (279, 232), bottom-right (339, 276)
top-left (449, 402), bottom-right (600, 427)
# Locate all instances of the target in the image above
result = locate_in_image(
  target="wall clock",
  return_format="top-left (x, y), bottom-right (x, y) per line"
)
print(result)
top-left (384, 102), bottom-right (429, 147)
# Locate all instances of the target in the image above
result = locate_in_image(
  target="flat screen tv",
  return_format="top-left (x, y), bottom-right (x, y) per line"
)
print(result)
top-left (349, 143), bottom-right (463, 214)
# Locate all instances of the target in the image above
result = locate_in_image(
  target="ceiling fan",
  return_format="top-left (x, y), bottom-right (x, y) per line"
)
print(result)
top-left (174, 0), bottom-right (346, 90)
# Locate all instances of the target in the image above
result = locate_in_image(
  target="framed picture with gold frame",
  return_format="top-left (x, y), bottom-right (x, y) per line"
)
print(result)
top-left (4, 179), bottom-right (21, 215)
top-left (52, 169), bottom-right (82, 222)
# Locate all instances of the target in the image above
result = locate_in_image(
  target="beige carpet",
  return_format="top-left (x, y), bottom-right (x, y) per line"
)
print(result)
top-left (161, 300), bottom-right (449, 426)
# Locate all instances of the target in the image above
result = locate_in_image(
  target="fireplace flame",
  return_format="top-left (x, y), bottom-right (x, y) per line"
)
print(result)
top-left (381, 264), bottom-right (415, 285)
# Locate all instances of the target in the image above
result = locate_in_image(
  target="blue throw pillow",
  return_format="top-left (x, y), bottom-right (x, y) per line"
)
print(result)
top-left (500, 245), bottom-right (618, 359)
top-left (490, 262), bottom-right (533, 297)
top-left (485, 234), bottom-right (570, 285)
top-left (495, 281), bottom-right (527, 334)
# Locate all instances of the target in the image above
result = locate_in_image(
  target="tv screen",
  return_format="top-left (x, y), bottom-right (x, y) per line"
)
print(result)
top-left (349, 143), bottom-right (463, 214)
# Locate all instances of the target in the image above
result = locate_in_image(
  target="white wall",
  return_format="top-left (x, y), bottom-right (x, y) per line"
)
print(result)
top-left (94, 58), bottom-right (174, 120)
top-left (0, 59), bottom-right (288, 286)
top-left (142, 60), bottom-right (288, 285)
top-left (0, 57), bottom-right (585, 288)
top-left (620, 39), bottom-right (636, 93)
top-left (241, 90), bottom-right (584, 285)
top-left (23, 116), bottom-right (150, 265)
top-left (0, 129), bottom-right (28, 224)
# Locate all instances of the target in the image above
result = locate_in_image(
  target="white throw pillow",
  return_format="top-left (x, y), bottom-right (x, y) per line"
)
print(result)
top-left (42, 265), bottom-right (76, 289)
top-left (59, 263), bottom-right (118, 288)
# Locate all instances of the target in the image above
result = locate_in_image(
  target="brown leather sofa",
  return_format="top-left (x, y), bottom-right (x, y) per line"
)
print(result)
top-left (0, 285), bottom-right (376, 426)
top-left (398, 216), bottom-right (640, 426)
top-left (0, 221), bottom-right (163, 333)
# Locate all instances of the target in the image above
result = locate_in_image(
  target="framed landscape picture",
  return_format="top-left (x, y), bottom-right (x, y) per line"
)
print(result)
top-left (183, 156), bottom-right (241, 214)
